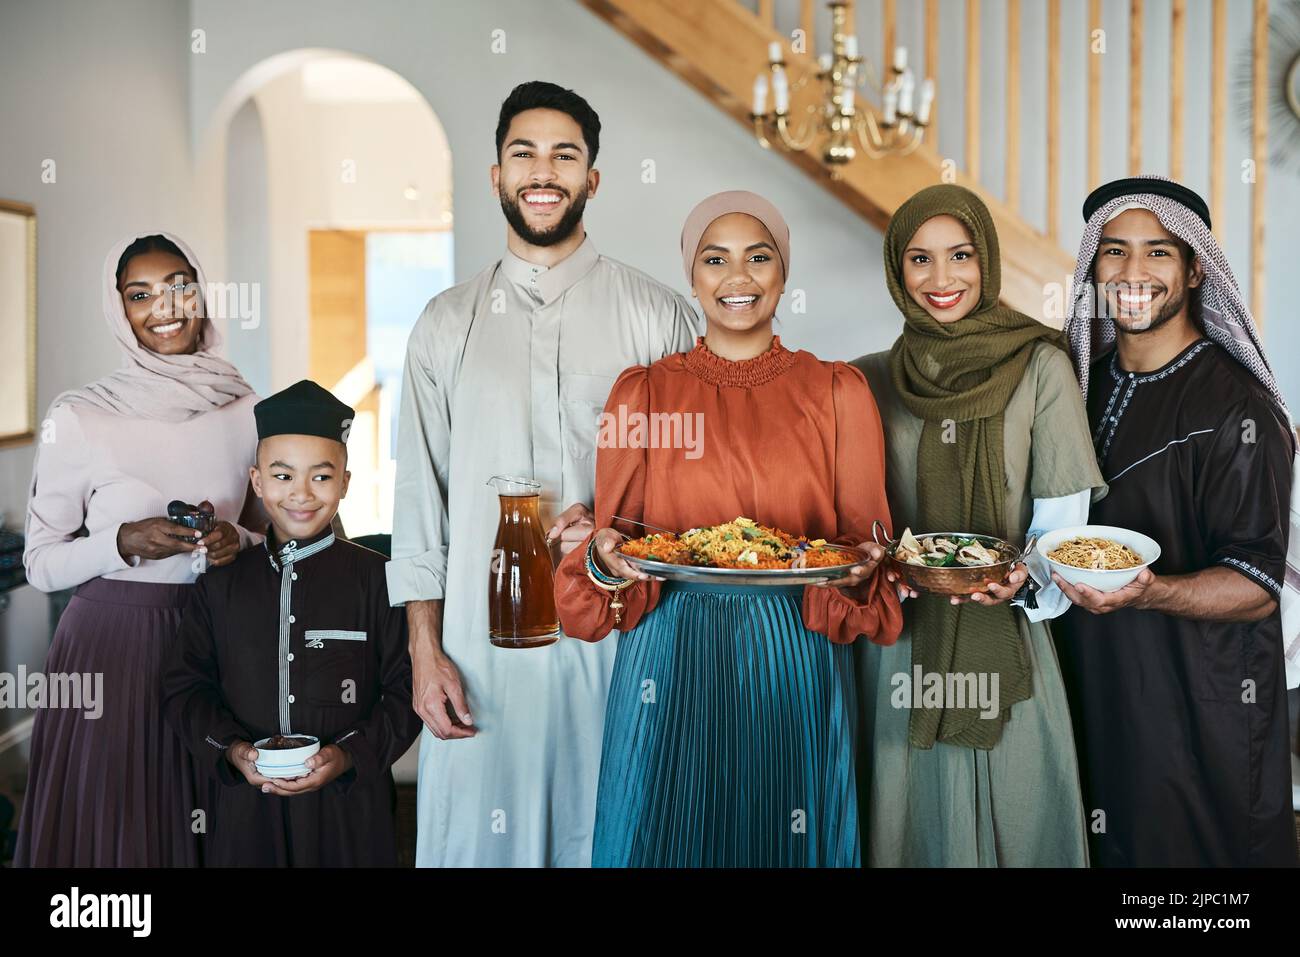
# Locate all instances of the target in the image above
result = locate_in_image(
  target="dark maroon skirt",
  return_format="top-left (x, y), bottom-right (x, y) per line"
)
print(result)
top-left (15, 577), bottom-right (203, 867)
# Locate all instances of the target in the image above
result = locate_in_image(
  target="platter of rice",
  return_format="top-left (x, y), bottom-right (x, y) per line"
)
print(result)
top-left (617, 517), bottom-right (870, 586)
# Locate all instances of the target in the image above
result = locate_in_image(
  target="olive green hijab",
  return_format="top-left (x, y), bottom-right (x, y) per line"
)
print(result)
top-left (885, 184), bottom-right (1067, 750)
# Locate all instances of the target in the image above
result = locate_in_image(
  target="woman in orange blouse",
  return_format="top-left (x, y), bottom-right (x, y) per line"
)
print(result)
top-left (554, 191), bottom-right (902, 867)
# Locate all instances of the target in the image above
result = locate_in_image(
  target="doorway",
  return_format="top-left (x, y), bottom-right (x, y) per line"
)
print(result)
top-left (307, 228), bottom-right (453, 537)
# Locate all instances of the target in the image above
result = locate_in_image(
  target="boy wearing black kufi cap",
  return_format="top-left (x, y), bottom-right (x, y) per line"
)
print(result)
top-left (162, 380), bottom-right (421, 866)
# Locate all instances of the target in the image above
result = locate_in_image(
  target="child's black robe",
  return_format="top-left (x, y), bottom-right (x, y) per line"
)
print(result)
top-left (163, 527), bottom-right (422, 866)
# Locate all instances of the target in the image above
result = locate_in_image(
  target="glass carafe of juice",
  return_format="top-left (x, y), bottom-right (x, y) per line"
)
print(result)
top-left (486, 475), bottom-right (560, 648)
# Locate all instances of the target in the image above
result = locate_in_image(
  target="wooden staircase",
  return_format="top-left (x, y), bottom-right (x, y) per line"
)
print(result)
top-left (580, 0), bottom-right (1078, 323)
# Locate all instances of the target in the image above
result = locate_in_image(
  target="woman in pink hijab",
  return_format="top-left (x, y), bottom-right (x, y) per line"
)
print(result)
top-left (16, 232), bottom-right (263, 866)
top-left (555, 192), bottom-right (901, 866)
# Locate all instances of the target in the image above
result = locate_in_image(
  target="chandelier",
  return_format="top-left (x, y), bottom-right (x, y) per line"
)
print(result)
top-left (751, 0), bottom-right (935, 173)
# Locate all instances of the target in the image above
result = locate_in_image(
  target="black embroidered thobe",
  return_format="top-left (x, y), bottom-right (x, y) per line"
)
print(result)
top-left (1055, 340), bottom-right (1296, 867)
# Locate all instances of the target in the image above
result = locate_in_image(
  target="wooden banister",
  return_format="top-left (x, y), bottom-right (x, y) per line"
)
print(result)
top-left (580, 0), bottom-right (1076, 322)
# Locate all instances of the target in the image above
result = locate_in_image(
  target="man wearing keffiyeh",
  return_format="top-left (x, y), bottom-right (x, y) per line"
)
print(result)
top-left (1053, 174), bottom-right (1297, 867)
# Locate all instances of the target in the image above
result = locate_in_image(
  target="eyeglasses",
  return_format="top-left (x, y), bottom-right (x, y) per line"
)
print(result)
top-left (124, 280), bottom-right (204, 319)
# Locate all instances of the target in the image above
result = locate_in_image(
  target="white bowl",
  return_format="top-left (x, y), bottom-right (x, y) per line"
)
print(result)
top-left (252, 734), bottom-right (320, 768)
top-left (255, 763), bottom-right (313, 780)
top-left (1035, 525), bottom-right (1160, 594)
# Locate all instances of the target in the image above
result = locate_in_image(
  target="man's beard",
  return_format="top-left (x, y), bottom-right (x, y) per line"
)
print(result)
top-left (1097, 279), bottom-right (1187, 334)
top-left (1115, 288), bottom-right (1187, 334)
top-left (499, 183), bottom-right (588, 247)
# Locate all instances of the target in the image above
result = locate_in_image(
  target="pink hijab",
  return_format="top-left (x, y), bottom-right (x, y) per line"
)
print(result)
top-left (679, 190), bottom-right (791, 286)
top-left (47, 230), bottom-right (253, 421)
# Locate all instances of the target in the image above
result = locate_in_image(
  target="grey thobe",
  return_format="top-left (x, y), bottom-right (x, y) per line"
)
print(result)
top-left (386, 236), bottom-right (700, 866)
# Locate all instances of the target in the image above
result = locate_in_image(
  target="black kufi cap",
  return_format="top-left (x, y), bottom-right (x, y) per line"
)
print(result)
top-left (254, 379), bottom-right (354, 444)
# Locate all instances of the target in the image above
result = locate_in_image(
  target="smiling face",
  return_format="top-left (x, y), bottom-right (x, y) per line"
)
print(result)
top-left (118, 249), bottom-right (205, 355)
top-left (491, 107), bottom-right (598, 247)
top-left (250, 434), bottom-right (350, 544)
top-left (899, 214), bottom-right (982, 323)
top-left (1092, 208), bottom-right (1202, 333)
top-left (690, 212), bottom-right (784, 334)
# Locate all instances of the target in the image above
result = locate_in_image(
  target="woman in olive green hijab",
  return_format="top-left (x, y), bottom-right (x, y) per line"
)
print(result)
top-left (852, 184), bottom-right (1105, 866)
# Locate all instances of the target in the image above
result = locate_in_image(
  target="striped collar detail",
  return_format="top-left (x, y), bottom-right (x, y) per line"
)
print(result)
top-left (1107, 338), bottom-right (1212, 385)
top-left (265, 530), bottom-right (336, 572)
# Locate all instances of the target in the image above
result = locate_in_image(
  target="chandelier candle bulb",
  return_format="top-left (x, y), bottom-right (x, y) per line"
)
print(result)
top-left (772, 68), bottom-right (790, 113)
top-left (883, 83), bottom-right (899, 125)
top-left (917, 79), bottom-right (935, 125)
top-left (898, 72), bottom-right (915, 116)
top-left (745, 0), bottom-right (932, 162)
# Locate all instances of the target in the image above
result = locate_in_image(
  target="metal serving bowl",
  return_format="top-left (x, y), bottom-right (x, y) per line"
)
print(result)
top-left (871, 521), bottom-right (1032, 597)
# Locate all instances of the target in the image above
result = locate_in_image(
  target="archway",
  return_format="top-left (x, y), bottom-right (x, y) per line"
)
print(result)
top-left (196, 50), bottom-right (452, 538)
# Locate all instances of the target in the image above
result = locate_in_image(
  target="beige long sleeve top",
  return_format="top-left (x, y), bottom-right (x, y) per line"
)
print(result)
top-left (23, 394), bottom-right (262, 592)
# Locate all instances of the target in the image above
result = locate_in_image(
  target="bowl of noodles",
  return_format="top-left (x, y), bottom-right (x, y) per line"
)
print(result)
top-left (1035, 525), bottom-right (1160, 593)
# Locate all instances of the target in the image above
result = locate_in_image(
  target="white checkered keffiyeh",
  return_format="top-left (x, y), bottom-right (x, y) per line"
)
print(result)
top-left (1064, 175), bottom-right (1300, 687)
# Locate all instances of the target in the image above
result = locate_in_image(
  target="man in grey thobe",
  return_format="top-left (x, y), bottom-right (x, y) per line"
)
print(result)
top-left (386, 81), bottom-right (699, 866)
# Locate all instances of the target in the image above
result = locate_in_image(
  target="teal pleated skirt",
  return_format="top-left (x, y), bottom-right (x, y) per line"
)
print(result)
top-left (592, 581), bottom-right (860, 867)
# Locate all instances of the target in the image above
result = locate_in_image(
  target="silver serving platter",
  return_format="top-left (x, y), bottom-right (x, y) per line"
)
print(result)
top-left (617, 544), bottom-right (871, 587)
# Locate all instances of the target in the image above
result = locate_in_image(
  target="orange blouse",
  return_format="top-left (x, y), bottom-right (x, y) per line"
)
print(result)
top-left (555, 336), bottom-right (903, 646)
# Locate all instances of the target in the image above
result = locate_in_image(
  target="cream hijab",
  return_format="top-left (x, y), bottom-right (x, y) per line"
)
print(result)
top-left (25, 232), bottom-right (254, 524)
top-left (47, 231), bottom-right (253, 421)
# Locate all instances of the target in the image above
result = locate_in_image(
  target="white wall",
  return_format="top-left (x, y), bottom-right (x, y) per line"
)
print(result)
top-left (241, 63), bottom-right (449, 389)
top-left (225, 97), bottom-right (272, 395)
top-left (3, 0), bottom-right (1297, 534)
top-left (0, 0), bottom-right (195, 526)
top-left (185, 0), bottom-right (894, 379)
top-left (0, 0), bottom-right (197, 764)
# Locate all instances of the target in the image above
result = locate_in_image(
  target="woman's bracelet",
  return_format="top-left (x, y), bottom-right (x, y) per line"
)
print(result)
top-left (585, 539), bottom-right (629, 586)
top-left (584, 569), bottom-right (638, 626)
top-left (585, 540), bottom-right (638, 625)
